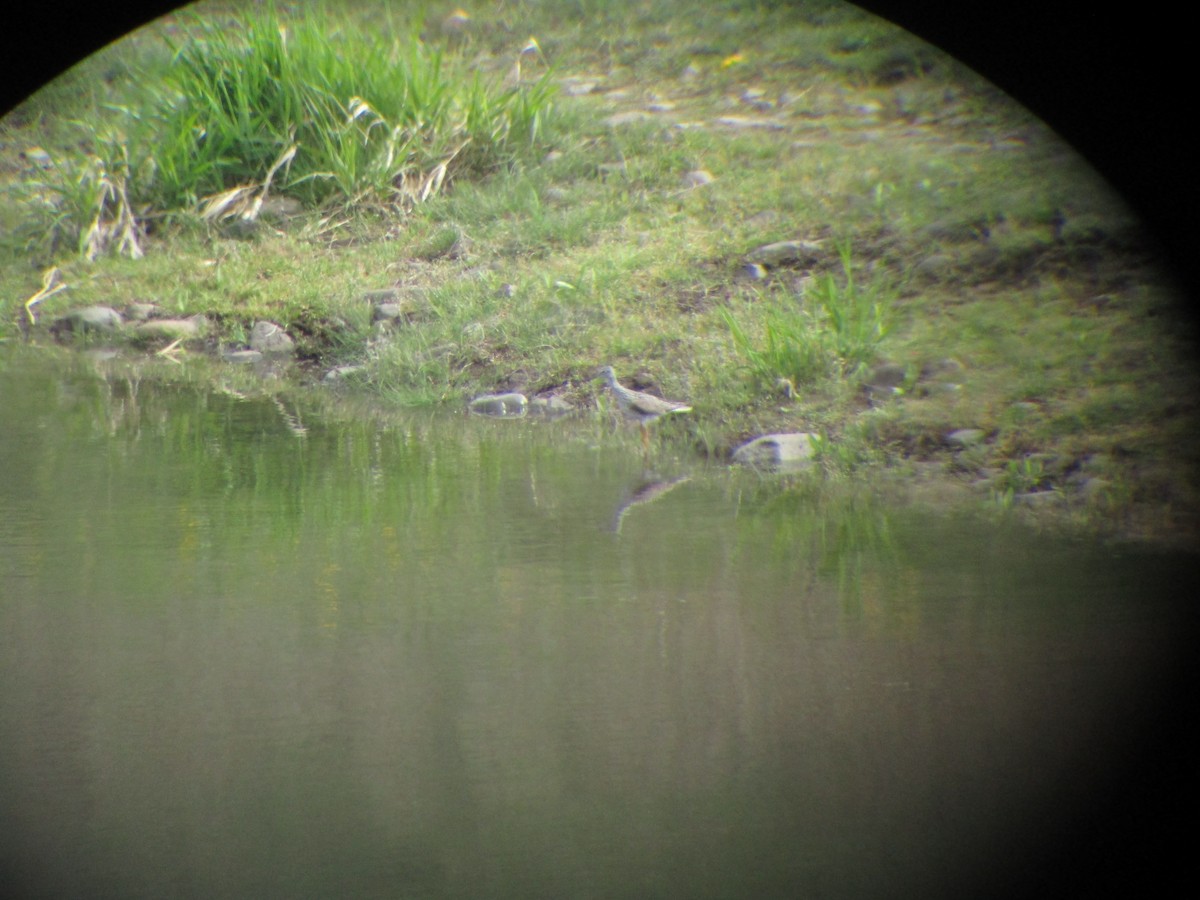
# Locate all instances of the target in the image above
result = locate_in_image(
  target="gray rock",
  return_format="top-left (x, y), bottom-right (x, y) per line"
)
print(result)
top-left (469, 392), bottom-right (528, 417)
top-left (373, 302), bottom-right (407, 324)
top-left (249, 321), bottom-right (295, 355)
top-left (919, 382), bottom-right (963, 397)
top-left (1013, 490), bottom-right (1064, 507)
top-left (133, 316), bottom-right (207, 341)
top-left (922, 357), bottom-right (965, 378)
top-left (124, 302), bottom-right (162, 321)
top-left (713, 115), bottom-right (786, 131)
top-left (745, 210), bottom-right (781, 228)
top-left (362, 288), bottom-right (402, 304)
top-left (222, 218), bottom-right (260, 239)
top-left (732, 432), bottom-right (818, 469)
top-left (560, 81), bottom-right (596, 97)
top-left (865, 362), bottom-right (906, 391)
top-left (323, 365), bottom-right (366, 382)
top-left (52, 306), bottom-right (122, 334)
top-left (746, 239), bottom-right (824, 268)
top-left (22, 147), bottom-right (53, 169)
top-left (82, 348), bottom-right (121, 363)
top-left (682, 169), bottom-right (715, 188)
top-left (603, 111), bottom-right (651, 127)
top-left (598, 161), bottom-right (628, 178)
top-left (259, 196), bottom-right (303, 220)
top-left (1009, 401), bottom-right (1041, 421)
top-left (947, 428), bottom-right (986, 448)
top-left (740, 88), bottom-right (772, 110)
top-left (222, 349), bottom-right (264, 364)
top-left (529, 395), bottom-right (574, 417)
top-left (862, 363), bottom-right (907, 403)
top-left (1073, 476), bottom-right (1111, 500)
top-left (914, 254), bottom-right (956, 280)
top-left (849, 101), bottom-right (883, 116)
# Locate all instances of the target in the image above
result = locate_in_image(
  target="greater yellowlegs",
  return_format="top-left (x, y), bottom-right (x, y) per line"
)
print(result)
top-left (598, 366), bottom-right (692, 448)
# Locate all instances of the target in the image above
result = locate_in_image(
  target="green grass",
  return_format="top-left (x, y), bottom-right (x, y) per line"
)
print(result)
top-left (721, 245), bottom-right (891, 391)
top-left (5, 1), bottom-right (558, 258)
top-left (1, 0), bottom-right (1196, 544)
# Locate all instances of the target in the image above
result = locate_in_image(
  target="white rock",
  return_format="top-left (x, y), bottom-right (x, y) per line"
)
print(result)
top-left (732, 433), bottom-right (818, 469)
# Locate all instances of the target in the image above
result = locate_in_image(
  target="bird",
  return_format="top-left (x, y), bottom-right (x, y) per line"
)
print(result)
top-left (597, 366), bottom-right (692, 449)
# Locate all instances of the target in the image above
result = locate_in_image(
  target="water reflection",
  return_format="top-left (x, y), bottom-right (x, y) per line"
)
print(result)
top-left (0, 349), bottom-right (1193, 898)
top-left (610, 474), bottom-right (691, 533)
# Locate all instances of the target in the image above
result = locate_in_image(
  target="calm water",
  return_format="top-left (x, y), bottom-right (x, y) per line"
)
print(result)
top-left (0, 348), bottom-right (1193, 898)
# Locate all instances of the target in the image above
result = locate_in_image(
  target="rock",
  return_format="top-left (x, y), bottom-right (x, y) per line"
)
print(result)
top-left (469, 392), bottom-right (528, 417)
top-left (922, 357), bottom-right (965, 378)
top-left (259, 195), bottom-right (303, 220)
top-left (362, 288), bottom-right (402, 304)
top-left (740, 89), bottom-right (774, 111)
top-left (222, 349), bottom-right (264, 364)
top-left (849, 100), bottom-right (883, 116)
top-left (919, 382), bottom-right (963, 398)
top-left (323, 365), bottom-right (366, 382)
top-left (124, 302), bottom-right (162, 321)
top-left (373, 303), bottom-right (407, 325)
top-left (862, 362), bottom-right (906, 402)
top-left (603, 110), bottom-right (651, 127)
top-left (713, 115), bottom-right (786, 131)
top-left (561, 81), bottom-right (597, 97)
top-left (249, 321), bottom-right (295, 355)
top-left (222, 218), bottom-right (260, 239)
top-left (22, 147), bottom-right (53, 169)
top-left (947, 428), bottom-right (986, 448)
top-left (746, 239), bottom-right (824, 268)
top-left (732, 432), bottom-right (818, 469)
top-left (914, 254), bottom-right (956, 281)
top-left (133, 316), bottom-right (207, 341)
top-left (529, 395), bottom-right (574, 417)
top-left (865, 362), bottom-right (906, 390)
top-left (745, 210), bottom-right (781, 228)
top-left (82, 348), bottom-right (121, 363)
top-left (1009, 401), bottom-right (1041, 420)
top-left (52, 306), bottom-right (122, 335)
top-left (1073, 476), bottom-right (1111, 501)
top-left (682, 169), bottom-right (715, 188)
top-left (598, 161), bottom-right (628, 178)
top-left (1013, 490), bottom-right (1064, 507)
top-left (440, 8), bottom-right (470, 36)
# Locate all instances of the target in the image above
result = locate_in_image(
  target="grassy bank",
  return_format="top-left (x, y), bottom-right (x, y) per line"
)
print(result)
top-left (1, 0), bottom-right (1196, 545)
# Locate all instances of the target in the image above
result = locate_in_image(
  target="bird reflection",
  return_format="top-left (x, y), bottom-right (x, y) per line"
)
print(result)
top-left (610, 474), bottom-right (691, 534)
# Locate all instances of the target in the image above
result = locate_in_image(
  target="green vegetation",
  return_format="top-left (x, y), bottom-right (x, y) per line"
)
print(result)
top-left (723, 244), bottom-right (891, 389)
top-left (6, 1), bottom-right (555, 257)
top-left (1, 0), bottom-right (1196, 545)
